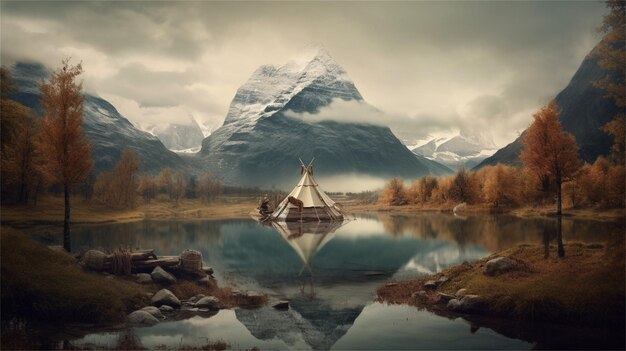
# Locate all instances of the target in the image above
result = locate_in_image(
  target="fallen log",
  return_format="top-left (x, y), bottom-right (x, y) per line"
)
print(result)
top-left (132, 256), bottom-right (180, 270)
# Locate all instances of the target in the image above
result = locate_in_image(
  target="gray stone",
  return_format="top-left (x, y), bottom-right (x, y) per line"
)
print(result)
top-left (159, 305), bottom-right (175, 313)
top-left (273, 301), bottom-right (290, 310)
top-left (437, 292), bottom-right (455, 304)
top-left (412, 290), bottom-right (428, 300)
top-left (127, 310), bottom-right (159, 326)
top-left (446, 295), bottom-right (486, 313)
top-left (424, 280), bottom-right (438, 289)
top-left (447, 299), bottom-right (462, 311)
top-left (386, 282), bottom-right (398, 287)
top-left (483, 257), bottom-right (517, 276)
top-left (140, 306), bottom-right (165, 320)
top-left (195, 296), bottom-right (222, 310)
top-left (151, 289), bottom-right (181, 307)
top-left (455, 288), bottom-right (468, 297)
top-left (202, 266), bottom-right (214, 275)
top-left (151, 266), bottom-right (177, 285)
top-left (438, 276), bottom-right (449, 283)
top-left (189, 294), bottom-right (206, 304)
top-left (459, 294), bottom-right (486, 313)
top-left (136, 273), bottom-right (152, 284)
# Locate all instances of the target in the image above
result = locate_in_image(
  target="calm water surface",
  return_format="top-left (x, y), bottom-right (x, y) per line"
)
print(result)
top-left (29, 213), bottom-right (625, 350)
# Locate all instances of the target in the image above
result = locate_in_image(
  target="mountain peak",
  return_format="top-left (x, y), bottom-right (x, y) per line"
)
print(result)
top-left (288, 45), bottom-right (334, 68)
top-left (223, 46), bottom-right (356, 126)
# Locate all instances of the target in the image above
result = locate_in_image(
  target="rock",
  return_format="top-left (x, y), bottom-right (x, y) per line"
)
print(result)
top-left (273, 301), bottom-right (289, 310)
top-left (424, 280), bottom-right (437, 289)
top-left (151, 266), bottom-right (177, 285)
top-left (202, 266), bottom-right (214, 275)
top-left (195, 296), bottom-right (222, 310)
top-left (386, 282), bottom-right (398, 287)
top-left (447, 299), bottom-right (462, 311)
top-left (232, 290), bottom-right (244, 298)
top-left (412, 290), bottom-right (428, 300)
top-left (437, 293), bottom-right (455, 304)
top-left (459, 294), bottom-right (486, 313)
top-left (455, 288), bottom-right (468, 297)
top-left (242, 290), bottom-right (265, 305)
top-left (438, 276), bottom-right (449, 284)
top-left (127, 310), bottom-right (159, 326)
top-left (159, 305), bottom-right (175, 313)
top-left (483, 257), bottom-right (517, 276)
top-left (189, 294), bottom-right (206, 304)
top-left (146, 292), bottom-right (154, 298)
top-left (82, 250), bottom-right (108, 270)
top-left (136, 273), bottom-right (152, 284)
top-left (140, 306), bottom-right (165, 320)
top-left (446, 295), bottom-right (487, 313)
top-left (151, 289), bottom-right (181, 307)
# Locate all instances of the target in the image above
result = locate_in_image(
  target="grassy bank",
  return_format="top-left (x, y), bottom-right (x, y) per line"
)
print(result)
top-left (1, 196), bottom-right (257, 226)
top-left (344, 202), bottom-right (625, 221)
top-left (1, 228), bottom-right (268, 326)
top-left (377, 238), bottom-right (625, 327)
top-left (1, 230), bottom-right (147, 324)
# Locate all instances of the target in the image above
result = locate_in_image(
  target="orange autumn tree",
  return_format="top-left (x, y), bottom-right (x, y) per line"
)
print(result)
top-left (594, 0), bottom-right (625, 165)
top-left (521, 101), bottom-right (579, 216)
top-left (35, 59), bottom-right (93, 252)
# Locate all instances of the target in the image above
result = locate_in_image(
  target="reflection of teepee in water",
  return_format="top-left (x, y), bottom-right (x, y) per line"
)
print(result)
top-left (272, 221), bottom-right (341, 274)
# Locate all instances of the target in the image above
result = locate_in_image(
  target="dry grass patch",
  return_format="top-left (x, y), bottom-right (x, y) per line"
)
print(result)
top-left (1, 230), bottom-right (148, 324)
top-left (378, 239), bottom-right (625, 327)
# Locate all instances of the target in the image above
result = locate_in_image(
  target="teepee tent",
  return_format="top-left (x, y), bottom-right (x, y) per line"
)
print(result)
top-left (270, 160), bottom-right (344, 222)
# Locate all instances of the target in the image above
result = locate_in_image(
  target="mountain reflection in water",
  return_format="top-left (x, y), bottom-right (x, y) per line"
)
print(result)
top-left (33, 213), bottom-right (623, 350)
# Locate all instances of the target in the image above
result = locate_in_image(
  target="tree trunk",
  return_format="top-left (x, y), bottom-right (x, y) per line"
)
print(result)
top-left (64, 184), bottom-right (71, 252)
top-left (556, 179), bottom-right (562, 216)
top-left (557, 215), bottom-right (565, 258)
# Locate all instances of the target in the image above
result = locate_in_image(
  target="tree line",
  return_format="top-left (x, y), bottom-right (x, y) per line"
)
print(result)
top-left (380, 101), bottom-right (625, 211)
top-left (381, 1), bottom-right (625, 214)
top-left (0, 60), bottom-right (225, 252)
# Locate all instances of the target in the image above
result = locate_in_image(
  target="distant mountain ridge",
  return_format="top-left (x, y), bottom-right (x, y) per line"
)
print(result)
top-left (475, 42), bottom-right (621, 169)
top-left (140, 118), bottom-right (205, 152)
top-left (198, 47), bottom-right (452, 187)
top-left (412, 130), bottom-right (497, 170)
top-left (9, 62), bottom-right (188, 174)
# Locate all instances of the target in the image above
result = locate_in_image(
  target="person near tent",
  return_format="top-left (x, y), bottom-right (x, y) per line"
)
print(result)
top-left (259, 194), bottom-right (271, 216)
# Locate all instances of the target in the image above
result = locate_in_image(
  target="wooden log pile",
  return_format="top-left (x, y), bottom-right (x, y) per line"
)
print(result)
top-left (82, 249), bottom-right (182, 274)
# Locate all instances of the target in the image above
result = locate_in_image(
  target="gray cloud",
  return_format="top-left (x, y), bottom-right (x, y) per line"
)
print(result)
top-left (0, 1), bottom-right (606, 145)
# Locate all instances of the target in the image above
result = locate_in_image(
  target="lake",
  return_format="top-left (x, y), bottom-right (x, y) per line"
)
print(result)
top-left (28, 212), bottom-right (625, 350)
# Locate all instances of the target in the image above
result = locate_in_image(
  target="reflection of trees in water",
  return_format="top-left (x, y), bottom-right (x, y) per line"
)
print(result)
top-left (71, 220), bottom-right (229, 256)
top-left (374, 213), bottom-right (623, 253)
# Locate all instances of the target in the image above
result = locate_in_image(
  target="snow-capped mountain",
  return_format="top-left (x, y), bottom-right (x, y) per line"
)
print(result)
top-left (198, 47), bottom-right (451, 187)
top-left (412, 129), bottom-right (497, 170)
top-left (140, 118), bottom-right (205, 152)
top-left (9, 62), bottom-right (188, 174)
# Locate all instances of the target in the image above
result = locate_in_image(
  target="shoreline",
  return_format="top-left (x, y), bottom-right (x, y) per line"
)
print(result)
top-left (1, 196), bottom-right (623, 228)
top-left (376, 241), bottom-right (625, 329)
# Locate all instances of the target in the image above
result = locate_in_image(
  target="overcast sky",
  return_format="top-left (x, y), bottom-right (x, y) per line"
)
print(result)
top-left (1, 1), bottom-right (606, 147)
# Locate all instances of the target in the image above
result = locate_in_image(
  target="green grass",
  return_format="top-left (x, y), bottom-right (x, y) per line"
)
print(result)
top-left (1, 231), bottom-right (148, 324)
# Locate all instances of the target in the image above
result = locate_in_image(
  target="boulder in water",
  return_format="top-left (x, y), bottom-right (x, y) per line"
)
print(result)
top-left (151, 289), bottom-right (181, 307)
top-left (127, 310), bottom-right (159, 326)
